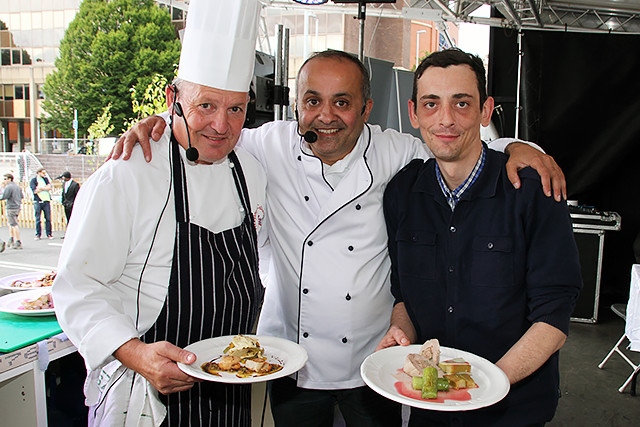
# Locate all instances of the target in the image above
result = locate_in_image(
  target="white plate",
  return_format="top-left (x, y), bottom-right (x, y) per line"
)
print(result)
top-left (178, 335), bottom-right (308, 384)
top-left (0, 271), bottom-right (55, 291)
top-left (0, 288), bottom-right (55, 316)
top-left (360, 345), bottom-right (509, 411)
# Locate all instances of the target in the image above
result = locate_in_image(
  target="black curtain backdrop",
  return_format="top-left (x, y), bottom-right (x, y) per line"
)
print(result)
top-left (488, 28), bottom-right (640, 306)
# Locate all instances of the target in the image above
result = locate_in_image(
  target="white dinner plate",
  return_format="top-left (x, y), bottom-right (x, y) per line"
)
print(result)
top-left (0, 288), bottom-right (55, 316)
top-left (361, 345), bottom-right (510, 411)
top-left (178, 335), bottom-right (308, 384)
top-left (0, 271), bottom-right (55, 291)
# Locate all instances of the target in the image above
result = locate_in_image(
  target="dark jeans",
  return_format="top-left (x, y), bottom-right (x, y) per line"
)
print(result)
top-left (268, 377), bottom-right (401, 427)
top-left (34, 200), bottom-right (52, 237)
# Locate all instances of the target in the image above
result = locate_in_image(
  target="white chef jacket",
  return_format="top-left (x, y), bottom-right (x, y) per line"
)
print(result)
top-left (242, 120), bottom-right (520, 389)
top-left (52, 118), bottom-right (267, 402)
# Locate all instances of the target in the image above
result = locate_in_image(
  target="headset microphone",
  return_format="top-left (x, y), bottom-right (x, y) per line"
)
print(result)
top-left (303, 131), bottom-right (318, 143)
top-left (173, 101), bottom-right (199, 162)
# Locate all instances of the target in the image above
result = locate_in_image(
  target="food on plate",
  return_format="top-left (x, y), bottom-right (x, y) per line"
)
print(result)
top-left (20, 293), bottom-right (54, 310)
top-left (404, 338), bottom-right (477, 399)
top-left (439, 358), bottom-right (471, 374)
top-left (201, 335), bottom-right (283, 378)
top-left (403, 338), bottom-right (441, 376)
top-left (10, 271), bottom-right (57, 288)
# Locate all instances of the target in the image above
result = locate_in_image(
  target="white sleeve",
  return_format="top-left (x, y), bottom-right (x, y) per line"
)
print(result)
top-left (487, 137), bottom-right (546, 153)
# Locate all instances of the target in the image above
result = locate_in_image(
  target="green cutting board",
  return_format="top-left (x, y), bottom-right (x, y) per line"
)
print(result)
top-left (0, 312), bottom-right (62, 353)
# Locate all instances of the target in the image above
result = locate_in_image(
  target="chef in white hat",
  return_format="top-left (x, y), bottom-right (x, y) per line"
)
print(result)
top-left (52, 1), bottom-right (267, 426)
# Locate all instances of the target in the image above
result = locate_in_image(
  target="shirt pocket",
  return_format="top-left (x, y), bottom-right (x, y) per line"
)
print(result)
top-left (395, 229), bottom-right (437, 280)
top-left (471, 236), bottom-right (514, 287)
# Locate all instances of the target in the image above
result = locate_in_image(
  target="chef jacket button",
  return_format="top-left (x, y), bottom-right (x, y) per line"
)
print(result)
top-left (355, 204), bottom-right (362, 210)
top-left (307, 241), bottom-right (313, 246)
top-left (450, 226), bottom-right (456, 233)
top-left (229, 161), bottom-right (234, 168)
top-left (304, 196), bottom-right (310, 201)
top-left (448, 306), bottom-right (454, 313)
top-left (345, 293), bottom-right (351, 301)
top-left (298, 156), bottom-right (302, 161)
top-left (448, 265), bottom-right (455, 273)
top-left (239, 207), bottom-right (245, 213)
top-left (303, 332), bottom-right (309, 338)
top-left (342, 337), bottom-right (348, 343)
top-left (348, 245), bottom-right (354, 251)
top-left (303, 288), bottom-right (309, 294)
top-left (487, 242), bottom-right (494, 249)
top-left (411, 235), bottom-right (418, 242)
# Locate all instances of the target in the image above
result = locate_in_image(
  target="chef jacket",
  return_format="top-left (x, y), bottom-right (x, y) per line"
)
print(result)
top-left (52, 118), bottom-right (267, 401)
top-left (242, 120), bottom-right (519, 389)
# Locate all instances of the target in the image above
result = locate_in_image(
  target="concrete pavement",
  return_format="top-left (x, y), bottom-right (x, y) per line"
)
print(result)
top-left (0, 228), bottom-right (62, 290)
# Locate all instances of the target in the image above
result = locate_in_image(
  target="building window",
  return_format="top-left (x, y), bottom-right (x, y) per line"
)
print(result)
top-left (14, 85), bottom-right (24, 100)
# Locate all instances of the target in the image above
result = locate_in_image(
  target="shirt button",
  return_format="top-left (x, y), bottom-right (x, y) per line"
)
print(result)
top-left (355, 204), bottom-right (362, 210)
top-left (487, 242), bottom-right (494, 249)
top-left (307, 241), bottom-right (313, 246)
top-left (304, 196), bottom-right (310, 201)
top-left (239, 207), bottom-right (245, 213)
top-left (303, 332), bottom-right (309, 338)
top-left (342, 337), bottom-right (348, 343)
top-left (303, 288), bottom-right (309, 294)
top-left (450, 226), bottom-right (456, 233)
top-left (412, 235), bottom-right (418, 242)
top-left (345, 293), bottom-right (351, 301)
top-left (348, 245), bottom-right (354, 251)
top-left (298, 156), bottom-right (302, 161)
top-left (448, 265), bottom-right (455, 273)
top-left (229, 161), bottom-right (235, 169)
top-left (448, 306), bottom-right (454, 313)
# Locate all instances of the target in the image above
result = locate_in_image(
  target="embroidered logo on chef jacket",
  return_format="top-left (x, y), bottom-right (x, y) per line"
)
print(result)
top-left (254, 204), bottom-right (265, 232)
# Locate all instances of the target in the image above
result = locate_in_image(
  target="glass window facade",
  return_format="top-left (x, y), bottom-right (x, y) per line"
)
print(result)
top-left (0, 0), bottom-right (81, 65)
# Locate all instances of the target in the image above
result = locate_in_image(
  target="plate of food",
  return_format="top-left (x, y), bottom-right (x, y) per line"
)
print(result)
top-left (360, 339), bottom-right (509, 411)
top-left (0, 271), bottom-right (57, 291)
top-left (178, 334), bottom-right (308, 384)
top-left (0, 288), bottom-right (55, 316)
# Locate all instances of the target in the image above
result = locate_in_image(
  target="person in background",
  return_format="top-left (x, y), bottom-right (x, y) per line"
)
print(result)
top-left (112, 49), bottom-right (566, 426)
top-left (29, 167), bottom-right (53, 240)
top-left (0, 173), bottom-right (23, 249)
top-left (52, 1), bottom-right (266, 425)
top-left (56, 171), bottom-right (80, 224)
top-left (377, 48), bottom-right (582, 426)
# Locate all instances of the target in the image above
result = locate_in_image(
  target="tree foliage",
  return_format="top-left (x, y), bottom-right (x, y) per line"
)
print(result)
top-left (42, 0), bottom-right (180, 138)
top-left (125, 72), bottom-right (172, 129)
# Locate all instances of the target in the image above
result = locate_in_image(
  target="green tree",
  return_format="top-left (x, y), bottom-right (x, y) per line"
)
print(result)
top-left (88, 103), bottom-right (115, 140)
top-left (42, 0), bottom-right (180, 138)
top-left (125, 72), bottom-right (173, 128)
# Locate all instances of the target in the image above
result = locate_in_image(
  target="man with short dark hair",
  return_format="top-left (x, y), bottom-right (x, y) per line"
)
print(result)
top-left (378, 48), bottom-right (582, 426)
top-left (1, 173), bottom-right (23, 249)
top-left (29, 167), bottom-right (53, 240)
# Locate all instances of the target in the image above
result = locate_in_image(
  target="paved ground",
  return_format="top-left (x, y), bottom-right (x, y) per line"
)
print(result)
top-left (0, 228), bottom-right (62, 287)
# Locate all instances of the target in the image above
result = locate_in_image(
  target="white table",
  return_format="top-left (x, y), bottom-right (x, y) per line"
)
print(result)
top-left (0, 335), bottom-right (77, 426)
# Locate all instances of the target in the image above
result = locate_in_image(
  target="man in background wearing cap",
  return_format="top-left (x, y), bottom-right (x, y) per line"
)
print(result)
top-left (56, 171), bottom-right (80, 224)
top-left (52, 1), bottom-right (266, 425)
top-left (0, 173), bottom-right (22, 250)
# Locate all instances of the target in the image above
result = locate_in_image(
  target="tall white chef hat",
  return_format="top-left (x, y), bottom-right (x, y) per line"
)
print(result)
top-left (177, 0), bottom-right (261, 92)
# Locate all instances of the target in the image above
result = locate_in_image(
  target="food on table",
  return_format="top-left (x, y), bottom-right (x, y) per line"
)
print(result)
top-left (19, 293), bottom-right (54, 310)
top-left (10, 271), bottom-right (57, 288)
top-left (403, 338), bottom-right (477, 399)
top-left (201, 335), bottom-right (283, 378)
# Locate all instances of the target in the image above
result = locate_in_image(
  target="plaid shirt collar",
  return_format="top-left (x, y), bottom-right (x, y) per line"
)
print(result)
top-left (435, 144), bottom-right (486, 211)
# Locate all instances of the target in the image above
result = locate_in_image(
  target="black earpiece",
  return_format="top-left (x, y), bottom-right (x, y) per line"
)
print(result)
top-left (171, 86), bottom-right (199, 161)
